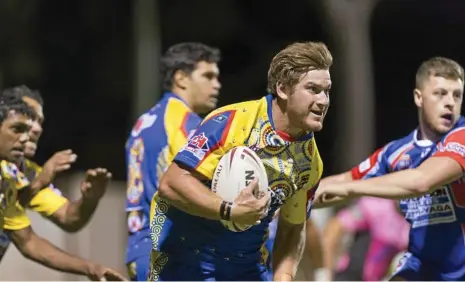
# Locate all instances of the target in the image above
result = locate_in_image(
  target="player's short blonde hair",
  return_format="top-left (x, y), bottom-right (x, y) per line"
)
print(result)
top-left (415, 57), bottom-right (464, 89)
top-left (267, 41), bottom-right (333, 95)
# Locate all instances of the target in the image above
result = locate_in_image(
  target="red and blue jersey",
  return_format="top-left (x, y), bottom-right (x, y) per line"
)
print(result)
top-left (351, 117), bottom-right (465, 274)
top-left (125, 92), bottom-right (201, 263)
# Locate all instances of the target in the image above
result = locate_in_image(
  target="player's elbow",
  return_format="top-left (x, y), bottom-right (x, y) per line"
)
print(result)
top-left (158, 165), bottom-right (180, 201)
top-left (409, 170), bottom-right (431, 195)
top-left (413, 179), bottom-right (432, 195)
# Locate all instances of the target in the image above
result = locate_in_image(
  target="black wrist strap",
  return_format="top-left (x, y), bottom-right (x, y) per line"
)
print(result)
top-left (220, 201), bottom-right (233, 221)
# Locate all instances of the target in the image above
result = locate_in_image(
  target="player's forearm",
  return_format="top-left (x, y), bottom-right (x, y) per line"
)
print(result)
top-left (346, 169), bottom-right (429, 199)
top-left (305, 220), bottom-right (324, 269)
top-left (159, 165), bottom-right (223, 220)
top-left (314, 172), bottom-right (353, 208)
top-left (10, 228), bottom-right (92, 276)
top-left (60, 197), bottom-right (99, 232)
top-left (272, 220), bottom-right (305, 281)
top-left (322, 218), bottom-right (345, 274)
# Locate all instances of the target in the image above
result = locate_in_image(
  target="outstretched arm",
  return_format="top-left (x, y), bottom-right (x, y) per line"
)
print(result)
top-left (344, 156), bottom-right (462, 199)
top-left (46, 168), bottom-right (110, 232)
top-left (9, 226), bottom-right (126, 280)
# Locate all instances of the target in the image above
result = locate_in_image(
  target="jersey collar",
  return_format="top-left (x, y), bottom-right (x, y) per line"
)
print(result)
top-left (413, 129), bottom-right (434, 147)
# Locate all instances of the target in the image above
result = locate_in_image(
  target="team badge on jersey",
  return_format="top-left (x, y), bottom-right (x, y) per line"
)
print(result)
top-left (395, 155), bottom-right (412, 170)
top-left (131, 113), bottom-right (157, 137)
top-left (183, 132), bottom-right (210, 160)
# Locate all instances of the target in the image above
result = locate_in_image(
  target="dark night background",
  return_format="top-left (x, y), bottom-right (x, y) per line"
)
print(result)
top-left (0, 0), bottom-right (463, 180)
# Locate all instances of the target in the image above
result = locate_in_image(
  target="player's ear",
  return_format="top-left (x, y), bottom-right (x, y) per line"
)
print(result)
top-left (173, 70), bottom-right (189, 90)
top-left (413, 88), bottom-right (422, 108)
top-left (275, 83), bottom-right (289, 101)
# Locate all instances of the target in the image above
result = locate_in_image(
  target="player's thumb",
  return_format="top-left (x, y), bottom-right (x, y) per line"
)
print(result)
top-left (245, 178), bottom-right (259, 194)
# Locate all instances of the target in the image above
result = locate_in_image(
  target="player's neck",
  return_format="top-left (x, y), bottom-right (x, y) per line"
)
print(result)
top-left (418, 122), bottom-right (442, 142)
top-left (171, 89), bottom-right (195, 111)
top-left (271, 98), bottom-right (306, 139)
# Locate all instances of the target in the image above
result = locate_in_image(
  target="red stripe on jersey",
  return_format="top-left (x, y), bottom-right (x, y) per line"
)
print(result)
top-left (195, 111), bottom-right (236, 170)
top-left (351, 147), bottom-right (384, 180)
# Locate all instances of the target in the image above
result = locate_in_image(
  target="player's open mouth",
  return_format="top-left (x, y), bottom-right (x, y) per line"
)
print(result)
top-left (11, 148), bottom-right (24, 156)
top-left (441, 114), bottom-right (453, 123)
top-left (311, 110), bottom-right (323, 117)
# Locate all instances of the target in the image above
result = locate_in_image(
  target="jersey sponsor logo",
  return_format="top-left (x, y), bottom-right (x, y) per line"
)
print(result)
top-left (400, 186), bottom-right (456, 228)
top-left (183, 132), bottom-right (210, 160)
top-left (438, 141), bottom-right (465, 157)
top-left (131, 113), bottom-right (157, 137)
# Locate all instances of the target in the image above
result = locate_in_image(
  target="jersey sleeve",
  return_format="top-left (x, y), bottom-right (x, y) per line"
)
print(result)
top-left (28, 185), bottom-right (68, 217)
top-left (4, 204), bottom-right (31, 230)
top-left (174, 110), bottom-right (238, 180)
top-left (166, 105), bottom-right (202, 164)
top-left (305, 142), bottom-right (324, 220)
top-left (280, 189), bottom-right (309, 224)
top-left (434, 128), bottom-right (465, 170)
top-left (350, 143), bottom-right (391, 180)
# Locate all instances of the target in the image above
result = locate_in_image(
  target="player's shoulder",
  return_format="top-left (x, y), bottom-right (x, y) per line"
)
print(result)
top-left (382, 130), bottom-right (417, 155)
top-left (203, 96), bottom-right (266, 126)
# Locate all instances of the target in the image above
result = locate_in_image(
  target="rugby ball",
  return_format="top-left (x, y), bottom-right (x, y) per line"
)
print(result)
top-left (211, 146), bottom-right (269, 232)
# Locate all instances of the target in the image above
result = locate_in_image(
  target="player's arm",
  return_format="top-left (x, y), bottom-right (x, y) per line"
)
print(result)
top-left (49, 197), bottom-right (100, 233)
top-left (304, 218), bottom-right (329, 281)
top-left (272, 189), bottom-right (307, 281)
top-left (5, 207), bottom-right (125, 280)
top-left (158, 111), bottom-right (269, 225)
top-left (315, 145), bottom-right (392, 205)
top-left (312, 171), bottom-right (354, 208)
top-left (322, 201), bottom-right (367, 279)
top-left (332, 131), bottom-right (465, 199)
top-left (30, 169), bottom-right (110, 233)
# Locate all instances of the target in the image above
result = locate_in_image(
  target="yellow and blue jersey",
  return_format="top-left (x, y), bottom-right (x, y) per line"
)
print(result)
top-left (0, 159), bottom-right (68, 262)
top-left (125, 92), bottom-right (202, 265)
top-left (0, 160), bottom-right (31, 260)
top-left (149, 95), bottom-right (323, 281)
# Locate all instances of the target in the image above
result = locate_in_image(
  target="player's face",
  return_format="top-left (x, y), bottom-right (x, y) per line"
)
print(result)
top-left (415, 75), bottom-right (463, 135)
top-left (286, 69), bottom-right (331, 133)
top-left (188, 61), bottom-right (221, 114)
top-left (0, 112), bottom-right (32, 162)
top-left (22, 97), bottom-right (44, 158)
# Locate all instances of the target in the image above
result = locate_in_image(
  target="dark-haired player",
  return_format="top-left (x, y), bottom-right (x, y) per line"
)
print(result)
top-left (125, 42), bottom-right (221, 280)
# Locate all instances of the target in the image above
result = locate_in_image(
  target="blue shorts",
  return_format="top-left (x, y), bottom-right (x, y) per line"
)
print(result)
top-left (391, 252), bottom-right (465, 281)
top-left (127, 255), bottom-right (150, 281)
top-left (148, 251), bottom-right (271, 281)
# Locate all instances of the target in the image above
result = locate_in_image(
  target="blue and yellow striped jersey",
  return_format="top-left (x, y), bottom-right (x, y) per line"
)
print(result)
top-left (149, 95), bottom-right (323, 273)
top-left (0, 159), bottom-right (69, 262)
top-left (125, 92), bottom-right (202, 263)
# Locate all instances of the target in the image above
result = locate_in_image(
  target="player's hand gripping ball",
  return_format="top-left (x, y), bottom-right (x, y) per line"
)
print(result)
top-left (211, 146), bottom-right (270, 232)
